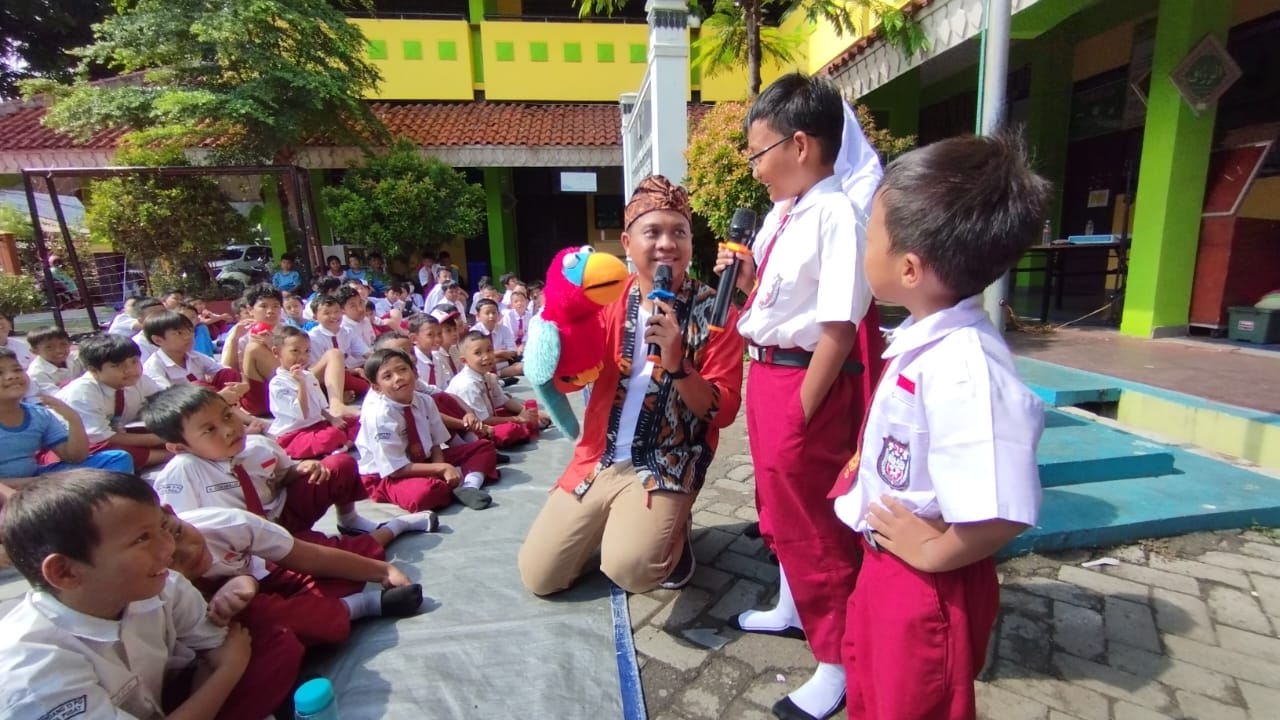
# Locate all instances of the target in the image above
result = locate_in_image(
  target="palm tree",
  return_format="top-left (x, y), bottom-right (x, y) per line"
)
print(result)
top-left (574, 1), bottom-right (926, 97)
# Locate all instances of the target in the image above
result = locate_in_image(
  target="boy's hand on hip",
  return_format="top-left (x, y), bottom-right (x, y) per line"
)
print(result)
top-left (867, 496), bottom-right (949, 572)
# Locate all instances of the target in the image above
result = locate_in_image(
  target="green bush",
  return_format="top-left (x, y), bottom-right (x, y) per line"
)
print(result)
top-left (0, 272), bottom-right (48, 319)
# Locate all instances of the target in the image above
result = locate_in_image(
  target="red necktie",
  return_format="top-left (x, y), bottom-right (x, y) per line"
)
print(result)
top-left (113, 388), bottom-right (125, 419)
top-left (231, 462), bottom-right (266, 517)
top-left (448, 354), bottom-right (458, 374)
top-left (402, 406), bottom-right (428, 462)
top-left (428, 361), bottom-right (437, 386)
top-left (742, 213), bottom-right (792, 312)
top-left (516, 318), bottom-right (524, 344)
top-left (331, 335), bottom-right (339, 350)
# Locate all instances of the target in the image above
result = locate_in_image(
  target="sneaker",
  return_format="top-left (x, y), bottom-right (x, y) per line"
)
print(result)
top-left (501, 376), bottom-right (518, 388)
top-left (659, 531), bottom-right (696, 590)
top-left (495, 452), bottom-right (512, 464)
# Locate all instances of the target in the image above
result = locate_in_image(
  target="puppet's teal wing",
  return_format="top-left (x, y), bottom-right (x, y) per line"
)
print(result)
top-left (526, 314), bottom-right (581, 439)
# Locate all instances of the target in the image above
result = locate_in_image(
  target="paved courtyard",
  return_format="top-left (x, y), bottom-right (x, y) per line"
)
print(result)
top-left (632, 406), bottom-right (1280, 720)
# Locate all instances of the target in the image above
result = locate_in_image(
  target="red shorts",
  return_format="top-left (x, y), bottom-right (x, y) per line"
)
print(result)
top-left (241, 377), bottom-right (271, 417)
top-left (275, 418), bottom-right (360, 460)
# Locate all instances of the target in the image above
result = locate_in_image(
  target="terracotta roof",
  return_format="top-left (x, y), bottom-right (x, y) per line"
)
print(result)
top-left (0, 101), bottom-right (716, 152)
top-left (822, 0), bottom-right (935, 76)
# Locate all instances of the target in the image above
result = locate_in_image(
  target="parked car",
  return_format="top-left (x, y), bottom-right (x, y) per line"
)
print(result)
top-left (210, 244), bottom-right (273, 272)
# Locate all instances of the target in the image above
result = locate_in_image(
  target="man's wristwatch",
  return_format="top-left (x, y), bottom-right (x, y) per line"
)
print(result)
top-left (665, 358), bottom-right (693, 380)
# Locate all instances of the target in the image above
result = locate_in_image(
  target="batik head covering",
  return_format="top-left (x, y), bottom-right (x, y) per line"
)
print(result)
top-left (624, 175), bottom-right (693, 231)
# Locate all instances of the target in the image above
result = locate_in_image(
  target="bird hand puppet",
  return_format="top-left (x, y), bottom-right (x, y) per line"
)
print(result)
top-left (525, 245), bottom-right (629, 439)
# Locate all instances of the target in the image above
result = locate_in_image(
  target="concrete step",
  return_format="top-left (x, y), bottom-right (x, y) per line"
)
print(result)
top-left (1009, 440), bottom-right (1280, 556)
top-left (1017, 356), bottom-right (1121, 407)
top-left (1038, 410), bottom-right (1176, 486)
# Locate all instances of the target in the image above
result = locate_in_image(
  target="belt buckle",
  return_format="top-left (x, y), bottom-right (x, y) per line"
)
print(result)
top-left (863, 529), bottom-right (880, 552)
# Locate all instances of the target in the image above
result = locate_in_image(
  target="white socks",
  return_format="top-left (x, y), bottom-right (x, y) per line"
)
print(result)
top-left (461, 471), bottom-right (484, 490)
top-left (337, 510), bottom-right (379, 534)
top-left (342, 590), bottom-right (383, 621)
top-left (788, 663), bottom-right (846, 719)
top-left (385, 510), bottom-right (439, 536)
top-left (736, 565), bottom-right (803, 634)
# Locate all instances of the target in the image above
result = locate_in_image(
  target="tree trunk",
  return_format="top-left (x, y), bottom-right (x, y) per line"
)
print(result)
top-left (745, 0), bottom-right (762, 97)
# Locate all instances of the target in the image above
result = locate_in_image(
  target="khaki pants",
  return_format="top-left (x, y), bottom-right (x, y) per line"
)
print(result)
top-left (518, 462), bottom-right (696, 595)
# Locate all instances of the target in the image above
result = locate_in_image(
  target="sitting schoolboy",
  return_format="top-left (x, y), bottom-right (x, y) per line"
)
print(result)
top-left (472, 298), bottom-right (523, 380)
top-left (166, 505), bottom-right (425, 652)
top-left (141, 310), bottom-right (245, 394)
top-left (25, 326), bottom-right (83, 395)
top-left (0, 469), bottom-right (294, 720)
top-left (445, 331), bottom-right (540, 447)
top-left (268, 325), bottom-right (358, 459)
top-left (144, 385), bottom-right (437, 543)
top-left (0, 348), bottom-right (132, 502)
top-left (831, 132), bottom-right (1050, 720)
top-left (356, 348), bottom-right (494, 512)
top-left (56, 333), bottom-right (171, 471)
top-left (106, 296), bottom-right (142, 336)
top-left (339, 285), bottom-right (377, 348)
top-left (127, 298), bottom-right (166, 364)
top-left (308, 294), bottom-right (371, 400)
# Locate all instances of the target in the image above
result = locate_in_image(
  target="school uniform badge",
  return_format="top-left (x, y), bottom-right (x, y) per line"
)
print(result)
top-left (877, 435), bottom-right (910, 489)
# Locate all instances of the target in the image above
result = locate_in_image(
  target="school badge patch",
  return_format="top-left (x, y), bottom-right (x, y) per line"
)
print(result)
top-left (876, 435), bottom-right (910, 489)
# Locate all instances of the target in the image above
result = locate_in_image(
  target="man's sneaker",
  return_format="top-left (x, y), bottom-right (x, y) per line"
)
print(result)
top-left (659, 532), bottom-right (696, 590)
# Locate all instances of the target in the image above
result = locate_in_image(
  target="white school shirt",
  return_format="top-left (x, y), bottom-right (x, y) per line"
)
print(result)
top-left (128, 331), bottom-right (160, 364)
top-left (834, 296), bottom-right (1044, 532)
top-left (341, 314), bottom-right (375, 349)
top-left (432, 346), bottom-right (461, 388)
top-left (142, 350), bottom-right (224, 390)
top-left (501, 308), bottom-right (532, 345)
top-left (267, 366), bottom-right (328, 436)
top-left (27, 354), bottom-right (83, 396)
top-left (424, 285), bottom-right (448, 313)
top-left (445, 365), bottom-right (507, 422)
top-left (2, 336), bottom-right (33, 369)
top-left (180, 506), bottom-right (295, 581)
top-left (471, 321), bottom-right (517, 354)
top-left (355, 390), bottom-right (450, 477)
top-left (56, 374), bottom-right (163, 444)
top-left (0, 573), bottom-right (225, 720)
top-left (106, 312), bottom-right (139, 336)
top-left (418, 265), bottom-right (435, 288)
top-left (308, 324), bottom-right (368, 369)
top-left (152, 434), bottom-right (294, 521)
top-left (414, 347), bottom-right (440, 388)
top-left (736, 174), bottom-right (873, 351)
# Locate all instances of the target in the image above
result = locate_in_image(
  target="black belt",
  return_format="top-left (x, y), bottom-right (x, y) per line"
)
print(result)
top-left (747, 345), bottom-right (864, 375)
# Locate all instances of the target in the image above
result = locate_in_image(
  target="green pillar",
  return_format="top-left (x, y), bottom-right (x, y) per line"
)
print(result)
top-left (1026, 25), bottom-right (1072, 238)
top-left (1121, 0), bottom-right (1231, 337)
top-left (309, 170), bottom-right (333, 247)
top-left (483, 167), bottom-right (518, 277)
top-left (260, 177), bottom-right (288, 261)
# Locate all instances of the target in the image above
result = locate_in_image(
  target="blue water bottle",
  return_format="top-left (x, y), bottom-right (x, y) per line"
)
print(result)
top-left (294, 678), bottom-right (342, 720)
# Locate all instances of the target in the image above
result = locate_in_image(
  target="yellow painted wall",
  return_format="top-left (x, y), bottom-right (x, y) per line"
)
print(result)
top-left (1239, 176), bottom-right (1280, 221)
top-left (480, 22), bottom-right (654, 102)
top-left (352, 19), bottom-right (474, 100)
top-left (1117, 392), bottom-right (1280, 470)
top-left (1071, 18), bottom-right (1140, 81)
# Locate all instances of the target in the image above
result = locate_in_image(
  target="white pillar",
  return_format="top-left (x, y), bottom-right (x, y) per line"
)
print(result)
top-left (646, 0), bottom-right (688, 184)
top-left (979, 0), bottom-right (1012, 332)
top-left (620, 92), bottom-right (639, 199)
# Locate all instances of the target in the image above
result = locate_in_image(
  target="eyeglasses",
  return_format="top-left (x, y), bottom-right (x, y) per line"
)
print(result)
top-left (747, 135), bottom-right (793, 169)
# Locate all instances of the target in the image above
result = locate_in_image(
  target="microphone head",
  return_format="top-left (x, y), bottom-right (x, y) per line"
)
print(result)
top-left (653, 263), bottom-right (673, 291)
top-left (728, 208), bottom-right (758, 241)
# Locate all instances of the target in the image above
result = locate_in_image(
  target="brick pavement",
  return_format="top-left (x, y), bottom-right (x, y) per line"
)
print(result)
top-left (633, 406), bottom-right (1280, 720)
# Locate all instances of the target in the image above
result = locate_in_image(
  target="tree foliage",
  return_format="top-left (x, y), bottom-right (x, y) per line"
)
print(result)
top-left (323, 140), bottom-right (486, 260)
top-left (0, 201), bottom-right (99, 290)
top-left (85, 147), bottom-right (254, 283)
top-left (0, 0), bottom-right (112, 99)
top-left (23, 0), bottom-right (387, 164)
top-left (576, 0), bottom-right (927, 97)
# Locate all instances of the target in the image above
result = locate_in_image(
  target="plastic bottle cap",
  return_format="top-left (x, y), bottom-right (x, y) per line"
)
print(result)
top-left (294, 678), bottom-right (335, 715)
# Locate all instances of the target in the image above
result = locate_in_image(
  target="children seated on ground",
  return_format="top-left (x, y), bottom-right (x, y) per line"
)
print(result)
top-left (0, 469), bottom-right (287, 720)
top-left (430, 305), bottom-right (464, 388)
top-left (268, 325), bottom-right (358, 459)
top-left (310, 293), bottom-right (372, 401)
top-left (142, 311), bottom-right (245, 394)
top-left (473, 299), bottom-right (523, 381)
top-left (503, 290), bottom-right (533, 350)
top-left (423, 266), bottom-right (454, 310)
top-left (57, 333), bottom-right (170, 471)
top-left (445, 331), bottom-right (542, 447)
top-left (165, 505), bottom-right (425, 654)
top-left (144, 384), bottom-right (438, 543)
top-left (831, 133), bottom-right (1050, 719)
top-left (181, 301), bottom-right (219, 356)
top-left (365, 252), bottom-right (391, 295)
top-left (339, 285), bottom-right (377, 348)
top-left (128, 298), bottom-right (167, 364)
top-left (304, 276), bottom-right (344, 321)
top-left (106, 296), bottom-right (141, 335)
top-left (0, 313), bottom-right (33, 368)
top-left (0, 349), bottom-right (133, 499)
top-left (356, 348), bottom-right (495, 511)
top-left (325, 254), bottom-right (348, 281)
top-left (470, 276), bottom-right (493, 316)
top-left (282, 292), bottom-right (315, 330)
top-left (447, 282), bottom-right (471, 322)
top-left (223, 284), bottom-right (286, 417)
top-left (272, 253), bottom-right (302, 293)
top-left (25, 326), bottom-right (82, 395)
top-left (527, 279), bottom-right (546, 316)
top-left (372, 281), bottom-right (411, 319)
top-left (409, 313), bottom-right (444, 387)
top-left (161, 288), bottom-right (185, 311)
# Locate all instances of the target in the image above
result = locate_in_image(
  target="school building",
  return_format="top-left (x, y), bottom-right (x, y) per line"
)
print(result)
top-left (1, 0), bottom-right (1277, 338)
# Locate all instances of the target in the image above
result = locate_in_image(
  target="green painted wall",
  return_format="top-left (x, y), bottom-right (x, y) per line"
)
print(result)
top-left (861, 67), bottom-right (920, 137)
top-left (1120, 0), bottom-right (1231, 337)
top-left (483, 167), bottom-right (518, 277)
top-left (309, 170), bottom-right (333, 248)
top-left (1026, 25), bottom-right (1073, 236)
top-left (260, 177), bottom-right (288, 262)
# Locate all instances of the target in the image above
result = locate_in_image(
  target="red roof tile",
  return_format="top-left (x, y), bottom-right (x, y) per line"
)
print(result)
top-left (0, 101), bottom-right (716, 152)
top-left (822, 0), bottom-right (934, 76)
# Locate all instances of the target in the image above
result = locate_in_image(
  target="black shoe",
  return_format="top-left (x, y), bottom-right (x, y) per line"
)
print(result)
top-left (501, 376), bottom-right (518, 387)
top-left (658, 532), bottom-right (696, 590)
top-left (728, 614), bottom-right (806, 641)
top-left (743, 522), bottom-right (761, 539)
top-left (771, 695), bottom-right (845, 720)
top-left (495, 452), bottom-right (512, 464)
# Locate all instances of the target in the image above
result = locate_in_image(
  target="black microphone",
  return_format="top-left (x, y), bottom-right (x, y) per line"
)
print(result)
top-left (647, 264), bottom-right (674, 364)
top-left (710, 208), bottom-right (758, 332)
